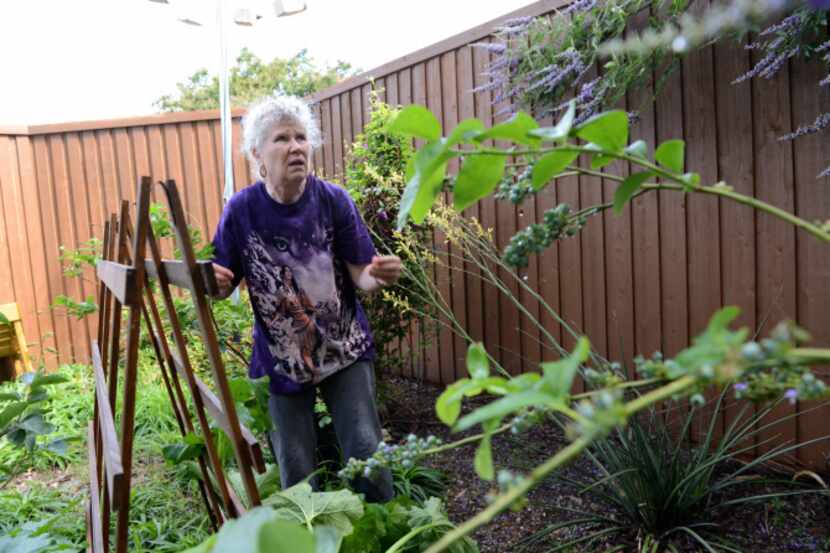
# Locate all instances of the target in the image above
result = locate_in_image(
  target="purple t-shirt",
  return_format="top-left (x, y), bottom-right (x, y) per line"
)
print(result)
top-left (212, 175), bottom-right (376, 395)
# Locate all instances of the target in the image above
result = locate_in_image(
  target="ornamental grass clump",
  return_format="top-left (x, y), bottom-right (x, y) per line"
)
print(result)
top-left (516, 395), bottom-right (825, 553)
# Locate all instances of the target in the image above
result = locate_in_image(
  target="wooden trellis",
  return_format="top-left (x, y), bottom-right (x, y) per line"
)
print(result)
top-left (86, 177), bottom-right (264, 553)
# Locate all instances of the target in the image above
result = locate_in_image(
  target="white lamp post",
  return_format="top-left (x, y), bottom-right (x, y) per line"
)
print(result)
top-left (151, 0), bottom-right (307, 204)
top-left (150, 0), bottom-right (307, 303)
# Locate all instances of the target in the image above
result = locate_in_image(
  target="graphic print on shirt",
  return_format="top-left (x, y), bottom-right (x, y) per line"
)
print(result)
top-left (243, 224), bottom-right (367, 383)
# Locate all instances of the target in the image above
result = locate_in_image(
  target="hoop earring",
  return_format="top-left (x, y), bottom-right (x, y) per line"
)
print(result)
top-left (259, 165), bottom-right (267, 179)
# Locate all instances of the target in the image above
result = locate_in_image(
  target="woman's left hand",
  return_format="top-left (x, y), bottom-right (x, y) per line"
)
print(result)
top-left (368, 255), bottom-right (402, 287)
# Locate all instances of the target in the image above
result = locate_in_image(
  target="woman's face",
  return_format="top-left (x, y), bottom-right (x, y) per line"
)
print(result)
top-left (256, 119), bottom-right (310, 188)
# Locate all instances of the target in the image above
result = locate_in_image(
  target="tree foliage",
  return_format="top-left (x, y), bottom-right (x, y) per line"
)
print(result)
top-left (154, 48), bottom-right (358, 112)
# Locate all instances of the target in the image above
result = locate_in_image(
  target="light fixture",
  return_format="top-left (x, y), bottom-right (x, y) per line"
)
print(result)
top-left (233, 8), bottom-right (263, 26)
top-left (273, 0), bottom-right (307, 17)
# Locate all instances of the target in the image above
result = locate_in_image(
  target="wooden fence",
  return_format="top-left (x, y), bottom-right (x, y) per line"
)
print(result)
top-left (1, 0), bottom-right (828, 469)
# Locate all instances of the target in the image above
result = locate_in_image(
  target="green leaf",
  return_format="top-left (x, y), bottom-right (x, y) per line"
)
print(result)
top-left (624, 139), bottom-right (648, 160)
top-left (474, 434), bottom-right (494, 481)
top-left (654, 139), bottom-right (684, 173)
top-left (0, 402), bottom-right (27, 429)
top-left (541, 337), bottom-right (590, 397)
top-left (574, 110), bottom-right (629, 153)
top-left (258, 520), bottom-right (316, 553)
top-left (706, 306), bottom-right (741, 333)
top-left (590, 155), bottom-right (614, 170)
top-left (162, 433), bottom-right (205, 464)
top-left (265, 483), bottom-right (364, 537)
top-left (313, 526), bottom-right (343, 553)
top-left (28, 373), bottom-right (68, 392)
top-left (613, 171), bottom-right (653, 215)
top-left (435, 380), bottom-right (469, 426)
top-left (0, 313), bottom-right (9, 327)
top-left (529, 100), bottom-right (576, 142)
top-left (446, 118), bottom-right (485, 148)
top-left (396, 141), bottom-right (451, 229)
top-left (388, 105), bottom-right (441, 141)
top-left (476, 112), bottom-right (540, 146)
top-left (0, 392), bottom-right (20, 402)
top-left (466, 343), bottom-right (490, 380)
top-left (44, 438), bottom-right (69, 456)
top-left (453, 154), bottom-right (506, 212)
top-left (19, 413), bottom-right (52, 435)
top-left (532, 149), bottom-right (580, 190)
top-left (455, 390), bottom-right (556, 432)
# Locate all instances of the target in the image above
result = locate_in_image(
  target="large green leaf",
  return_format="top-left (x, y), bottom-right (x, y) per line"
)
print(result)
top-left (446, 118), bottom-right (485, 148)
top-left (265, 483), bottom-right (364, 537)
top-left (455, 390), bottom-right (555, 432)
top-left (453, 154), bottom-right (505, 212)
top-left (654, 139), bottom-right (685, 173)
top-left (613, 171), bottom-right (653, 215)
top-left (388, 105), bottom-right (441, 141)
top-left (258, 520), bottom-right (316, 553)
top-left (0, 528), bottom-right (53, 553)
top-left (540, 337), bottom-right (590, 397)
top-left (529, 100), bottom-right (576, 143)
top-left (396, 141), bottom-right (451, 229)
top-left (466, 343), bottom-right (490, 380)
top-left (313, 526), bottom-right (343, 553)
top-left (476, 112), bottom-right (540, 146)
top-left (435, 380), bottom-right (469, 426)
top-left (532, 149), bottom-right (579, 190)
top-left (474, 433), bottom-right (494, 481)
top-left (0, 402), bottom-right (27, 430)
top-left (162, 433), bottom-right (206, 465)
top-left (18, 413), bottom-right (53, 435)
top-left (574, 111), bottom-right (629, 153)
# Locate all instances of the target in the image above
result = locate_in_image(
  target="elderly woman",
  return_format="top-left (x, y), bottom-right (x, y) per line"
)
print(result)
top-left (211, 94), bottom-right (400, 502)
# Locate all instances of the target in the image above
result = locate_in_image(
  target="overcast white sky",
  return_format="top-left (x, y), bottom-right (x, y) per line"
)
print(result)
top-left (0, 0), bottom-right (534, 125)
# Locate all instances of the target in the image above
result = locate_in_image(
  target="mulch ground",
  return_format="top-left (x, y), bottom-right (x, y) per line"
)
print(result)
top-left (379, 374), bottom-right (830, 553)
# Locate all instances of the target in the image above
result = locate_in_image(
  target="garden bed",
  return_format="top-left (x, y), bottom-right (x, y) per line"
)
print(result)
top-left (379, 374), bottom-right (830, 553)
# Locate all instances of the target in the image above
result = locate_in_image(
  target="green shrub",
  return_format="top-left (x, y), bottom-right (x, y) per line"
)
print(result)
top-left (341, 90), bottom-right (435, 375)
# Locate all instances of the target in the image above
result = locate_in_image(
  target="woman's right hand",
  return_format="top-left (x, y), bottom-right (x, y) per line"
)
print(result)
top-left (213, 262), bottom-right (235, 298)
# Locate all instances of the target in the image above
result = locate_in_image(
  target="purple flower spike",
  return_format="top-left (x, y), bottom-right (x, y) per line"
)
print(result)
top-left (784, 388), bottom-right (799, 404)
top-left (734, 382), bottom-right (749, 392)
top-left (808, 0), bottom-right (830, 10)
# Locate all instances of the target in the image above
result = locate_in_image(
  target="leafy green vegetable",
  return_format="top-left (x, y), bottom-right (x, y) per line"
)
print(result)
top-left (265, 483), bottom-right (364, 536)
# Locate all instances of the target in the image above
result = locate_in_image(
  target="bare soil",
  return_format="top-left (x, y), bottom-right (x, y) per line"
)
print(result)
top-left (379, 375), bottom-right (830, 553)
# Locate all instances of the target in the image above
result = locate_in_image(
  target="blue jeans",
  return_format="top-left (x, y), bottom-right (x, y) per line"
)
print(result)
top-left (267, 359), bottom-right (394, 502)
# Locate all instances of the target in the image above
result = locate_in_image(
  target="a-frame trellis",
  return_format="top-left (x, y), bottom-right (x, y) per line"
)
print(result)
top-left (87, 177), bottom-right (264, 552)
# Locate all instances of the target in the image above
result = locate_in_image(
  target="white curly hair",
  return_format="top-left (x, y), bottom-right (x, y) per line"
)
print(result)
top-left (241, 94), bottom-right (322, 179)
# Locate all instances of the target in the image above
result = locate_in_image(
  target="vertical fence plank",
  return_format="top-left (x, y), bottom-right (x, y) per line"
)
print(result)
top-left (792, 56), bottom-right (830, 467)
top-left (441, 50), bottom-right (468, 380)
top-left (195, 121), bottom-right (223, 231)
top-left (489, 52), bottom-right (523, 376)
top-left (32, 136), bottom-right (71, 366)
top-left (331, 95), bottom-right (344, 182)
top-left (457, 45), bottom-right (485, 353)
top-left (426, 55), bottom-right (455, 384)
top-left (627, 20), bottom-right (662, 370)
top-left (578, 74), bottom-right (607, 363)
top-left (320, 99), bottom-right (335, 180)
top-left (472, 40), bottom-right (503, 374)
top-left (0, 137), bottom-right (52, 368)
top-left (65, 132), bottom-right (95, 360)
top-left (753, 50), bottom-right (798, 460)
top-left (715, 37), bottom-right (758, 455)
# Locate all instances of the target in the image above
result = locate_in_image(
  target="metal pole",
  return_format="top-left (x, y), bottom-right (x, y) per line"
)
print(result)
top-left (217, 0), bottom-right (240, 303)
